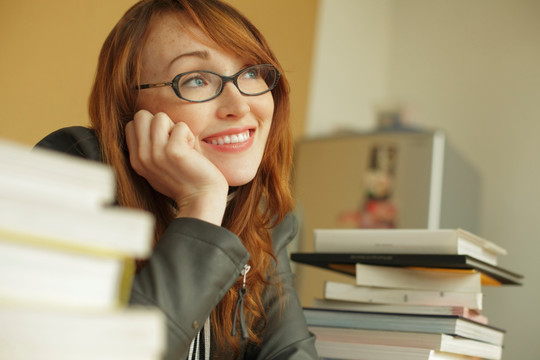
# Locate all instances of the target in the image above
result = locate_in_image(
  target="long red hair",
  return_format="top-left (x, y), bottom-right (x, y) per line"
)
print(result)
top-left (88, 0), bottom-right (293, 355)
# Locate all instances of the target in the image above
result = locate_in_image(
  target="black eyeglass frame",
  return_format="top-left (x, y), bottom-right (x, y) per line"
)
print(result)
top-left (135, 64), bottom-right (280, 103)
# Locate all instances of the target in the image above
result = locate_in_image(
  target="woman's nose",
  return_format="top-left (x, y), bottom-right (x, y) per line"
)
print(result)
top-left (215, 82), bottom-right (250, 119)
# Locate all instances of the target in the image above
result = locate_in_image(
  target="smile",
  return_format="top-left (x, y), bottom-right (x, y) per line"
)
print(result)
top-left (205, 130), bottom-right (251, 145)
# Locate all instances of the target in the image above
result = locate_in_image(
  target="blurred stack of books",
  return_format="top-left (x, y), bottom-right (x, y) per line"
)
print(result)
top-left (0, 139), bottom-right (165, 360)
top-left (292, 228), bottom-right (524, 360)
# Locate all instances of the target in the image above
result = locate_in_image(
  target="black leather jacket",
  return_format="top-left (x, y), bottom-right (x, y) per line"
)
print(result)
top-left (35, 127), bottom-right (318, 360)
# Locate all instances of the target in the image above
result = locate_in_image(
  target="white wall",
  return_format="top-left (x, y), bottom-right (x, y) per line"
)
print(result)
top-left (305, 1), bottom-right (540, 359)
top-left (306, 0), bottom-right (394, 135)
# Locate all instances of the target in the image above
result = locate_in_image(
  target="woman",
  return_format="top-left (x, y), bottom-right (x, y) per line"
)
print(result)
top-left (35, 0), bottom-right (317, 359)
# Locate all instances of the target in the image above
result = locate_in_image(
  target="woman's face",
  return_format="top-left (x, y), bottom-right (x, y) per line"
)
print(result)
top-left (137, 13), bottom-right (274, 187)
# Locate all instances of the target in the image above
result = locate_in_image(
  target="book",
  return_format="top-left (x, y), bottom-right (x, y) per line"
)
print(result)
top-left (0, 239), bottom-right (134, 309)
top-left (324, 281), bottom-right (483, 310)
top-left (0, 138), bottom-right (165, 359)
top-left (313, 228), bottom-right (506, 266)
top-left (303, 307), bottom-right (505, 345)
top-left (290, 252), bottom-right (523, 285)
top-left (315, 340), bottom-right (492, 360)
top-left (312, 298), bottom-right (488, 324)
top-left (0, 144), bottom-right (154, 308)
top-left (310, 326), bottom-right (502, 359)
top-left (0, 195), bottom-right (155, 258)
top-left (0, 138), bottom-right (115, 209)
top-left (0, 305), bottom-right (166, 360)
top-left (354, 263), bottom-right (483, 292)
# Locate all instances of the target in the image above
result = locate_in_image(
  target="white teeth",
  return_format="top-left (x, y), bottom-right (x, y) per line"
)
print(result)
top-left (209, 130), bottom-right (250, 145)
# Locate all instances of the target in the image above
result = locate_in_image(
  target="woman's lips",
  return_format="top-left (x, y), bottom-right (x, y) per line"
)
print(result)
top-left (202, 128), bottom-right (255, 152)
top-left (204, 129), bottom-right (251, 145)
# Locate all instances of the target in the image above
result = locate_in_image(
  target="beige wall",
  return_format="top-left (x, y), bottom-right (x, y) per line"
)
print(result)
top-left (0, 0), bottom-right (137, 145)
top-left (0, 0), bottom-right (317, 146)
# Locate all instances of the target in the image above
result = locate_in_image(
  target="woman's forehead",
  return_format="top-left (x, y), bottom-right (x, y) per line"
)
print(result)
top-left (146, 13), bottom-right (200, 47)
top-left (143, 12), bottom-right (226, 59)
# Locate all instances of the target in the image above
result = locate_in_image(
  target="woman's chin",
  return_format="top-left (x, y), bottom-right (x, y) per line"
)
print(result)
top-left (219, 166), bottom-right (258, 187)
top-left (225, 173), bottom-right (256, 187)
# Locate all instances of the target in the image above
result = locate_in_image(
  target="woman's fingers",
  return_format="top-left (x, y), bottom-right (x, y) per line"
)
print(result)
top-left (125, 119), bottom-right (142, 174)
top-left (150, 112), bottom-right (176, 162)
top-left (165, 121), bottom-right (195, 161)
top-left (127, 110), bottom-right (174, 176)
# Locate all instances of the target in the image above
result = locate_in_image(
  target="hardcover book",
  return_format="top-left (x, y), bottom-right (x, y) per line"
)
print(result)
top-left (313, 228), bottom-right (506, 266)
top-left (290, 252), bottom-right (523, 285)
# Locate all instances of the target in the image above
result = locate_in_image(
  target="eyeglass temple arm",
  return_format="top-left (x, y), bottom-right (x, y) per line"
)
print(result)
top-left (136, 82), bottom-right (173, 90)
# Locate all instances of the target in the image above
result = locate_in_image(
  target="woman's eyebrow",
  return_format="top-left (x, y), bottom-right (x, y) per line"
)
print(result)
top-left (169, 50), bottom-right (209, 68)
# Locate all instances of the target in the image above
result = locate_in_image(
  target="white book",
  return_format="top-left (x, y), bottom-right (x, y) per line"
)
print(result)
top-left (0, 239), bottom-right (133, 309)
top-left (312, 298), bottom-right (487, 324)
top-left (311, 326), bottom-right (502, 360)
top-left (0, 195), bottom-right (155, 258)
top-left (324, 281), bottom-right (483, 310)
top-left (316, 340), bottom-right (491, 360)
top-left (0, 305), bottom-right (166, 360)
top-left (0, 138), bottom-right (115, 209)
top-left (354, 263), bottom-right (482, 292)
top-left (314, 228), bottom-right (506, 266)
top-left (304, 307), bottom-right (504, 346)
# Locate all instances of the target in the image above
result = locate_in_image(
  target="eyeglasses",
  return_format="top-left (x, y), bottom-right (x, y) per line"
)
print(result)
top-left (135, 64), bottom-right (280, 103)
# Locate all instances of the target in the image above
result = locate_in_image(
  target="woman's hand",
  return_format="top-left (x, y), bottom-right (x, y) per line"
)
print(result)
top-left (125, 110), bottom-right (229, 226)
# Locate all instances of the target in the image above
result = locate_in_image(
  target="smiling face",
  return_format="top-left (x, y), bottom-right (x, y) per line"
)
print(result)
top-left (136, 12), bottom-right (274, 187)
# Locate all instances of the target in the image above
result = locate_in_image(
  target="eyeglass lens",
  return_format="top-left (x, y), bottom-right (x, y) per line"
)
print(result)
top-left (175, 65), bottom-right (277, 102)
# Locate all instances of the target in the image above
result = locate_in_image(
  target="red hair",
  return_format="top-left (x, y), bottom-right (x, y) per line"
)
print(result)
top-left (88, 0), bottom-right (293, 355)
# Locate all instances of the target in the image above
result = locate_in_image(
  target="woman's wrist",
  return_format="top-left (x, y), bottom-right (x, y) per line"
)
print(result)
top-left (175, 188), bottom-right (228, 226)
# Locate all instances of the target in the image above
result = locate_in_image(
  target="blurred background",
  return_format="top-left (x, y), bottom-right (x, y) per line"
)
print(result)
top-left (1, 1), bottom-right (539, 359)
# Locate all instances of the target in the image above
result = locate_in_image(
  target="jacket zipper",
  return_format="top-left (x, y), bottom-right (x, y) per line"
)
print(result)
top-left (232, 264), bottom-right (251, 338)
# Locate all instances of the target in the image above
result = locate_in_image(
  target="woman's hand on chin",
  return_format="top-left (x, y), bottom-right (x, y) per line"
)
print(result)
top-left (126, 109), bottom-right (229, 226)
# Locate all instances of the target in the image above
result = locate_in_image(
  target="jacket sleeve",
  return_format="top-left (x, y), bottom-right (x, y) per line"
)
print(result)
top-left (34, 126), bottom-right (102, 162)
top-left (250, 214), bottom-right (318, 360)
top-left (130, 217), bottom-right (250, 360)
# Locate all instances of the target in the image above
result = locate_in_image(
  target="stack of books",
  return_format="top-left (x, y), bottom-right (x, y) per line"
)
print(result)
top-left (292, 228), bottom-right (524, 360)
top-left (0, 139), bottom-right (166, 359)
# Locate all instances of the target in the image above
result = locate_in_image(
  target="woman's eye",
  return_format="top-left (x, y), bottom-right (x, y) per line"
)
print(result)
top-left (242, 68), bottom-right (260, 80)
top-left (180, 74), bottom-right (209, 88)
